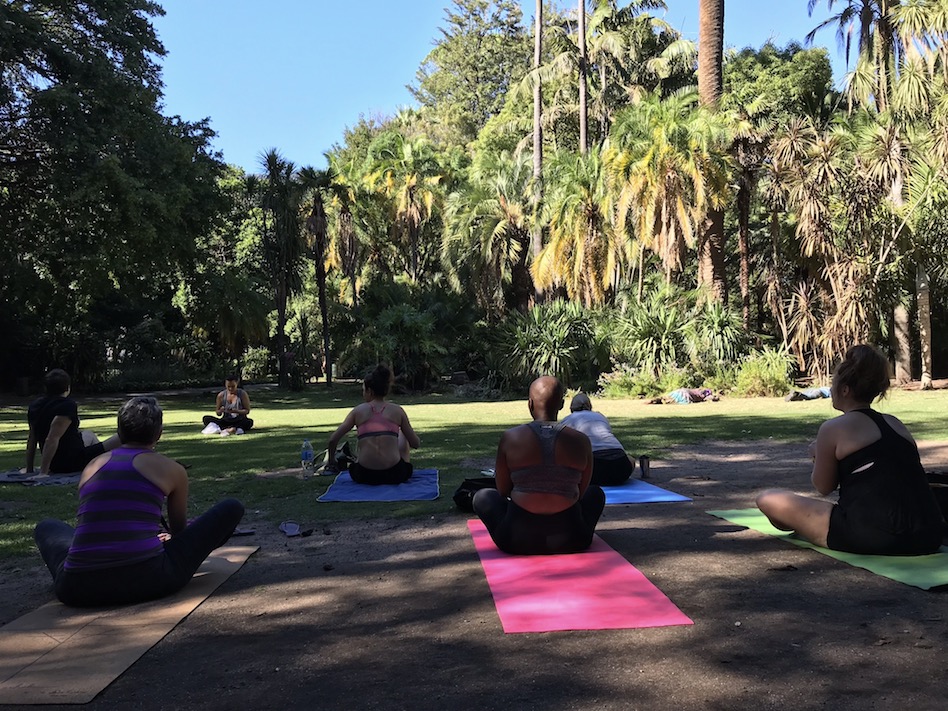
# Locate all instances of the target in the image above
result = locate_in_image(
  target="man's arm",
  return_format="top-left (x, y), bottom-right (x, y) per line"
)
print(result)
top-left (215, 392), bottom-right (225, 416)
top-left (25, 427), bottom-right (37, 473)
top-left (39, 416), bottom-right (72, 474)
top-left (494, 433), bottom-right (513, 497)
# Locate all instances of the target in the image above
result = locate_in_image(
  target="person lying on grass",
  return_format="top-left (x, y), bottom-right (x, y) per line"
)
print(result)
top-left (324, 363), bottom-right (420, 484)
top-left (756, 344), bottom-right (945, 555)
top-left (34, 396), bottom-right (244, 607)
top-left (473, 376), bottom-right (605, 555)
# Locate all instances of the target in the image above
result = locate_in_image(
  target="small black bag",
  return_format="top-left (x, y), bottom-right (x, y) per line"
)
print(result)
top-left (452, 477), bottom-right (497, 512)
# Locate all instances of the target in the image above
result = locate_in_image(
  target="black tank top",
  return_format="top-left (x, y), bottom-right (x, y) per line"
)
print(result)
top-left (836, 409), bottom-right (943, 534)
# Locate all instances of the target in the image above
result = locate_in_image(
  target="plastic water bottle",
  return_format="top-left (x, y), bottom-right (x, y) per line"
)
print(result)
top-left (301, 440), bottom-right (315, 478)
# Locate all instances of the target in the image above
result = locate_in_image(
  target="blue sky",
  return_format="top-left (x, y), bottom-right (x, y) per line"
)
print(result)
top-left (153, 1), bottom-right (843, 173)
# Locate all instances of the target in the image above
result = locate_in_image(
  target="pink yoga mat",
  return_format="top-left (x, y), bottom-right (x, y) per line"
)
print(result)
top-left (468, 520), bottom-right (692, 633)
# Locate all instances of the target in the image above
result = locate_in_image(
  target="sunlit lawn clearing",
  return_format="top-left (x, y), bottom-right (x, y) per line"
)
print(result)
top-left (1, 385), bottom-right (947, 560)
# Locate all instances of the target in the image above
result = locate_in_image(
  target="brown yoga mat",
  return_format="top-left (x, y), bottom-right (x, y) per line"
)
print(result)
top-left (0, 545), bottom-right (257, 705)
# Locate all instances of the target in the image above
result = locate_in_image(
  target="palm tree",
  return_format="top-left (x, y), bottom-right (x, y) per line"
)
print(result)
top-left (806, 0), bottom-right (900, 111)
top-left (533, 147), bottom-right (625, 306)
top-left (730, 109), bottom-right (774, 330)
top-left (808, 1), bottom-right (947, 386)
top-left (442, 150), bottom-right (535, 315)
top-left (608, 92), bottom-right (731, 286)
top-left (538, 1), bottom-right (682, 150)
top-left (532, 0), bottom-right (545, 288)
top-left (365, 130), bottom-right (444, 282)
top-left (578, 0), bottom-right (589, 154)
top-left (698, 0), bottom-right (727, 302)
top-left (257, 149), bottom-right (305, 389)
top-left (298, 166), bottom-right (333, 386)
top-left (325, 152), bottom-right (364, 309)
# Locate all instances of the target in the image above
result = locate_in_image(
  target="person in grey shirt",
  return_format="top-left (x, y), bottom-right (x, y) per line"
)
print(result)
top-left (561, 392), bottom-right (636, 486)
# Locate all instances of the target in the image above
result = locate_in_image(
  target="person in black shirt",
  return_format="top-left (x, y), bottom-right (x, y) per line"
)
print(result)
top-left (26, 369), bottom-right (122, 475)
top-left (756, 345), bottom-right (944, 555)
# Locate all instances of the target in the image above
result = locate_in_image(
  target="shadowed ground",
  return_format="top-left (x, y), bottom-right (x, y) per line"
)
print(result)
top-left (2, 439), bottom-right (946, 710)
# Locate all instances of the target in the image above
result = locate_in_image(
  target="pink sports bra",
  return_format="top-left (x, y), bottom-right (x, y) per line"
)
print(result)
top-left (357, 404), bottom-right (400, 439)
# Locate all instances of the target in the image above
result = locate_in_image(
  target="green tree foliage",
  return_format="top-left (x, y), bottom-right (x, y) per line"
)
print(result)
top-left (533, 147), bottom-right (625, 306)
top-left (338, 280), bottom-right (485, 390)
top-left (409, 0), bottom-right (531, 146)
top-left (173, 165), bottom-right (271, 359)
top-left (254, 150), bottom-right (307, 388)
top-left (723, 43), bottom-right (837, 123)
top-left (364, 128), bottom-right (448, 281)
top-left (608, 91), bottom-right (732, 280)
top-left (0, 0), bottom-right (224, 386)
top-left (492, 299), bottom-right (608, 388)
top-left (442, 150), bottom-right (535, 316)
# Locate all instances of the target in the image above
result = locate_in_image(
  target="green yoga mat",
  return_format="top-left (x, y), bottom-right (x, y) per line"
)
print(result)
top-left (708, 508), bottom-right (948, 590)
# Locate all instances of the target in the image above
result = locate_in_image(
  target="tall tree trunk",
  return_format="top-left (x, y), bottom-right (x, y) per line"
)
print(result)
top-left (917, 264), bottom-right (933, 389)
top-left (697, 0), bottom-right (727, 303)
top-left (310, 195), bottom-right (332, 387)
top-left (276, 282), bottom-right (288, 389)
top-left (737, 173), bottom-right (751, 329)
top-left (892, 302), bottom-right (912, 384)
top-left (599, 62), bottom-right (608, 141)
top-left (532, 0), bottom-right (544, 280)
top-left (578, 0), bottom-right (588, 155)
top-left (511, 230), bottom-right (535, 313)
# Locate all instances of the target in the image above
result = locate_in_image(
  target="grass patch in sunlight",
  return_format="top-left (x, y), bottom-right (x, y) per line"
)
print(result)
top-left (2, 384), bottom-right (947, 559)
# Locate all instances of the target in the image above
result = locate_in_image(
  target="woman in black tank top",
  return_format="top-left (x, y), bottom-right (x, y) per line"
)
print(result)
top-left (756, 345), bottom-right (945, 555)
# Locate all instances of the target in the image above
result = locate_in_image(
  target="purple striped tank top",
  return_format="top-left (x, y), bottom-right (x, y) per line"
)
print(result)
top-left (64, 447), bottom-right (165, 571)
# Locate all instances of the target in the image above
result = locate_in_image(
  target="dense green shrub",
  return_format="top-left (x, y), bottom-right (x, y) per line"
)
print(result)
top-left (703, 364), bottom-right (740, 394)
top-left (596, 362), bottom-right (695, 398)
top-left (241, 346), bottom-right (274, 382)
top-left (686, 299), bottom-right (748, 380)
top-left (612, 286), bottom-right (693, 377)
top-left (734, 347), bottom-right (795, 397)
top-left (609, 283), bottom-right (750, 391)
top-left (492, 300), bottom-right (607, 388)
top-left (334, 280), bottom-right (485, 391)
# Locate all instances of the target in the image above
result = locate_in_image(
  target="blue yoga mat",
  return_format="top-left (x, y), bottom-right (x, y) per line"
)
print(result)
top-left (603, 478), bottom-right (691, 505)
top-left (317, 468), bottom-right (440, 502)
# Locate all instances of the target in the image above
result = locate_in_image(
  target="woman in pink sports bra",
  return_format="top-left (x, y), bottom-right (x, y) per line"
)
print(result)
top-left (326, 364), bottom-right (421, 484)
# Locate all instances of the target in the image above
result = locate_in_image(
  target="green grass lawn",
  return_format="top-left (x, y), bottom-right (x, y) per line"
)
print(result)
top-left (2, 384), bottom-right (948, 561)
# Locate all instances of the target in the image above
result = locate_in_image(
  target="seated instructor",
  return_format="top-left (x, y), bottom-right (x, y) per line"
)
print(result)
top-left (26, 369), bottom-right (122, 475)
top-left (473, 376), bottom-right (605, 555)
top-left (202, 375), bottom-right (253, 435)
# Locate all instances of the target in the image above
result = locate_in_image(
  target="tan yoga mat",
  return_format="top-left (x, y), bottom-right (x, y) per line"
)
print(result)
top-left (0, 545), bottom-right (257, 705)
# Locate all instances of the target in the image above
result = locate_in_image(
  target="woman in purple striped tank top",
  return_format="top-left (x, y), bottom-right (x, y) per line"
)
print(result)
top-left (34, 397), bottom-right (244, 607)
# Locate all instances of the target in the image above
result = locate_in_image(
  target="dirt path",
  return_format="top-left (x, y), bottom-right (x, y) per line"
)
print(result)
top-left (3, 439), bottom-right (947, 710)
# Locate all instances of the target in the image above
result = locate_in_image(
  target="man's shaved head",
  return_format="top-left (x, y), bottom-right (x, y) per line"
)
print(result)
top-left (528, 376), bottom-right (565, 421)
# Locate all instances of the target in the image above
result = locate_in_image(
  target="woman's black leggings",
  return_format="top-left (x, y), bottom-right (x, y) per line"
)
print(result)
top-left (34, 498), bottom-right (244, 607)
